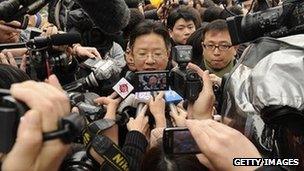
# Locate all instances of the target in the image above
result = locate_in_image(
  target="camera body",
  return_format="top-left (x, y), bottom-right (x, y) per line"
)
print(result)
top-left (69, 92), bottom-right (106, 123)
top-left (227, 0), bottom-right (304, 45)
top-left (170, 45), bottom-right (202, 101)
top-left (30, 49), bottom-right (70, 81)
top-left (0, 90), bottom-right (28, 153)
top-left (81, 58), bottom-right (116, 87)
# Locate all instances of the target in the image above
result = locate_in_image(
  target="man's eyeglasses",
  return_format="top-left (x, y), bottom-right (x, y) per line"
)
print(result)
top-left (134, 52), bottom-right (167, 61)
top-left (202, 44), bottom-right (233, 51)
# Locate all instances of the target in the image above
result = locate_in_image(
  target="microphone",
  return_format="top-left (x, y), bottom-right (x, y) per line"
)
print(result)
top-left (27, 33), bottom-right (81, 48)
top-left (117, 93), bottom-right (137, 114)
top-left (164, 90), bottom-right (183, 114)
top-left (13, 0), bottom-right (52, 20)
top-left (134, 92), bottom-right (151, 116)
top-left (0, 0), bottom-right (50, 22)
top-left (74, 0), bottom-right (130, 34)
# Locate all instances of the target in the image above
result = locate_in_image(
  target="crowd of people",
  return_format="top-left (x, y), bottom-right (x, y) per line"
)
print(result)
top-left (0, 0), bottom-right (303, 171)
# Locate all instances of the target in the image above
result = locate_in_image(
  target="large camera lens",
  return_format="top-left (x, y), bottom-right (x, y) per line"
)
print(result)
top-left (61, 150), bottom-right (99, 171)
top-left (186, 70), bottom-right (200, 81)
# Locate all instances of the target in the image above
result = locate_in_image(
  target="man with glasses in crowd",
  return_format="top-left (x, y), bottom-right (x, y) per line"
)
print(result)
top-left (201, 19), bottom-right (238, 78)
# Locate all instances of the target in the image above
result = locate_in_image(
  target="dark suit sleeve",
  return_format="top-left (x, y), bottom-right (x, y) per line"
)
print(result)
top-left (122, 131), bottom-right (148, 171)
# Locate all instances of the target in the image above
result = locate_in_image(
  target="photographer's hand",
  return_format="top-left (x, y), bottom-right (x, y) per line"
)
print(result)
top-left (94, 96), bottom-right (121, 145)
top-left (209, 73), bottom-right (222, 86)
top-left (94, 96), bottom-right (121, 120)
top-left (186, 119), bottom-right (261, 171)
top-left (149, 92), bottom-right (166, 128)
top-left (127, 105), bottom-right (149, 136)
top-left (2, 75), bottom-right (70, 171)
top-left (41, 24), bottom-right (58, 36)
top-left (187, 63), bottom-right (215, 120)
top-left (170, 105), bottom-right (188, 127)
top-left (0, 52), bottom-right (17, 67)
top-left (0, 52), bottom-right (28, 72)
top-left (72, 44), bottom-right (101, 59)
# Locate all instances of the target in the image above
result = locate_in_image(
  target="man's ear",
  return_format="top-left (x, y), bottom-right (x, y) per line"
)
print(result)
top-left (126, 51), bottom-right (135, 63)
top-left (233, 45), bottom-right (239, 51)
top-left (169, 29), bottom-right (173, 38)
top-left (126, 51), bottom-right (136, 71)
top-left (232, 45), bottom-right (239, 56)
top-left (167, 48), bottom-right (171, 58)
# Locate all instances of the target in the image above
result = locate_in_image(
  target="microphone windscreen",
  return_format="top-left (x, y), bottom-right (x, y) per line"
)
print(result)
top-left (50, 33), bottom-right (81, 46)
top-left (75, 0), bottom-right (130, 34)
top-left (164, 90), bottom-right (183, 104)
top-left (134, 92), bottom-right (152, 104)
top-left (117, 93), bottom-right (136, 113)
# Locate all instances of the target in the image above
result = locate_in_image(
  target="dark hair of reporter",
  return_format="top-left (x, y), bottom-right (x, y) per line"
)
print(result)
top-left (201, 6), bottom-right (223, 22)
top-left (202, 0), bottom-right (216, 8)
top-left (141, 143), bottom-right (208, 171)
top-left (122, 8), bottom-right (145, 45)
top-left (186, 24), bottom-right (208, 67)
top-left (0, 64), bottom-right (30, 89)
top-left (202, 19), bottom-right (228, 41)
top-left (129, 20), bottom-right (171, 50)
top-left (166, 6), bottom-right (201, 30)
top-left (220, 5), bottom-right (244, 19)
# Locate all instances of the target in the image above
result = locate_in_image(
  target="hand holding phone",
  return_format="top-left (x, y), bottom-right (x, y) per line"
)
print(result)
top-left (185, 119), bottom-right (261, 171)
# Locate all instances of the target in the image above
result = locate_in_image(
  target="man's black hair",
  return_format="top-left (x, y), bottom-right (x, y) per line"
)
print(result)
top-left (166, 6), bottom-right (201, 30)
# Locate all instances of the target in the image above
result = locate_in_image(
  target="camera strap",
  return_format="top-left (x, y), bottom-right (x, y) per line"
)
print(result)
top-left (86, 135), bottom-right (129, 171)
top-left (82, 119), bottom-right (116, 145)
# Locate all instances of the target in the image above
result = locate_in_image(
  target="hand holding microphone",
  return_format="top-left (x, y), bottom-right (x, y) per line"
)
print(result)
top-left (169, 105), bottom-right (188, 127)
top-left (127, 104), bottom-right (149, 136)
top-left (149, 91), bottom-right (166, 128)
top-left (134, 92), bottom-right (151, 116)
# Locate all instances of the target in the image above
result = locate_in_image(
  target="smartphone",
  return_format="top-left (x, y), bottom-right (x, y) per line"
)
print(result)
top-left (163, 127), bottom-right (201, 154)
top-left (135, 70), bottom-right (169, 92)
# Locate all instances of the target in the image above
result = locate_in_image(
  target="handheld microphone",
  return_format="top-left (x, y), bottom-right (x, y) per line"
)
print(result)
top-left (134, 92), bottom-right (151, 116)
top-left (117, 93), bottom-right (137, 114)
top-left (27, 33), bottom-right (81, 48)
top-left (12, 0), bottom-right (52, 21)
top-left (0, 0), bottom-right (51, 22)
top-left (164, 90), bottom-right (183, 114)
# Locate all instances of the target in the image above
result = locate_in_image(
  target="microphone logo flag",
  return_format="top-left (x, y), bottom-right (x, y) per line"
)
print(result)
top-left (113, 78), bottom-right (134, 99)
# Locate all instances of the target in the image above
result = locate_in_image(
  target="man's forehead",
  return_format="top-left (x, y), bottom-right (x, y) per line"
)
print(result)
top-left (204, 30), bottom-right (231, 42)
top-left (174, 19), bottom-right (195, 26)
top-left (134, 47), bottom-right (166, 51)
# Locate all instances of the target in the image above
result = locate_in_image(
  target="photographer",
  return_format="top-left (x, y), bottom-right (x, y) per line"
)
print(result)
top-left (1, 75), bottom-right (71, 171)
